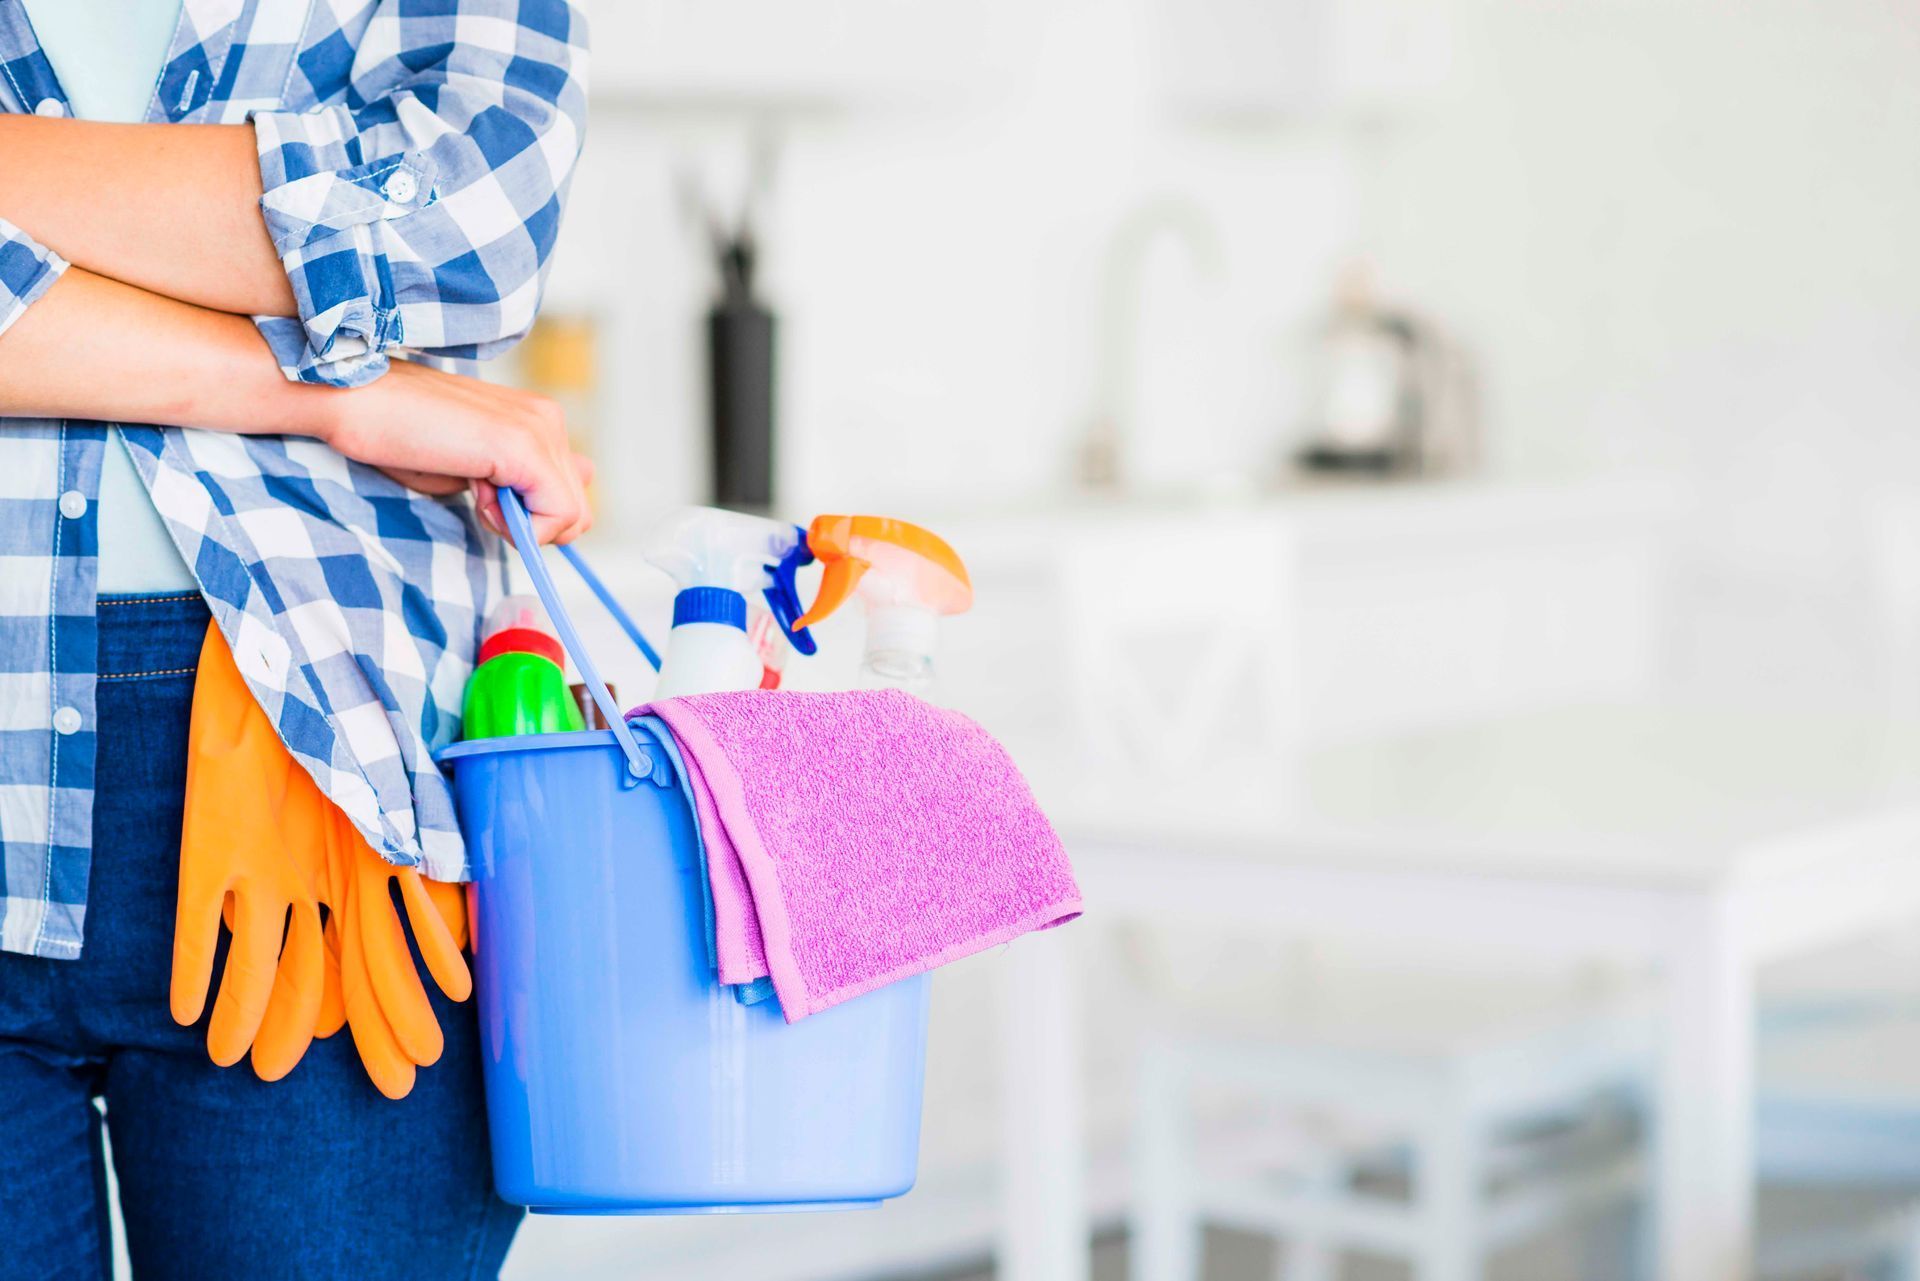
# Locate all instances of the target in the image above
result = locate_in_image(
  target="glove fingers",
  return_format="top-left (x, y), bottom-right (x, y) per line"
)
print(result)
top-left (315, 921), bottom-right (347, 1039)
top-left (312, 815), bottom-right (351, 1040)
top-left (358, 874), bottom-right (445, 1067)
top-left (400, 872), bottom-right (473, 1002)
top-left (168, 876), bottom-right (228, 1028)
top-left (250, 901), bottom-right (325, 1082)
top-left (207, 891), bottom-right (286, 1067)
top-left (430, 873), bottom-right (473, 953)
top-left (342, 919), bottom-right (417, 1100)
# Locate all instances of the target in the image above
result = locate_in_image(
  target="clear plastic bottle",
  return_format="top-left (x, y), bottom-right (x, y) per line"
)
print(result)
top-left (854, 601), bottom-right (941, 694)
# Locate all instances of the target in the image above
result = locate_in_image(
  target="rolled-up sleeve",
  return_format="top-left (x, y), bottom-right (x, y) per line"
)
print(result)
top-left (249, 0), bottom-right (588, 388)
top-left (0, 215), bottom-right (68, 341)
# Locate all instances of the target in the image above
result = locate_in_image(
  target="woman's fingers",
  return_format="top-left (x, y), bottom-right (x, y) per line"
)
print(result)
top-left (470, 480), bottom-right (504, 538)
top-left (565, 454), bottom-right (595, 543)
top-left (377, 466), bottom-right (467, 496)
top-left (494, 445), bottom-right (592, 546)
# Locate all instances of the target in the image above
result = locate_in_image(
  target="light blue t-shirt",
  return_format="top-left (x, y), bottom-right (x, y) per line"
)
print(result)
top-left (24, 0), bottom-right (196, 593)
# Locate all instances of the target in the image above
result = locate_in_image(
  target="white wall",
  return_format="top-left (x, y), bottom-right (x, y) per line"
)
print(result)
top-left (546, 0), bottom-right (1362, 539)
top-left (1359, 0), bottom-right (1920, 602)
top-left (550, 0), bottom-right (1920, 623)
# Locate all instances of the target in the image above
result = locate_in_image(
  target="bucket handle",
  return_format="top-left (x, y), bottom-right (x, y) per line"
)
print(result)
top-left (499, 489), bottom-right (654, 783)
top-left (558, 544), bottom-right (663, 672)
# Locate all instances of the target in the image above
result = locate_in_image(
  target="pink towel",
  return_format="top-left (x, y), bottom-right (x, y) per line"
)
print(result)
top-left (640, 689), bottom-right (1082, 1021)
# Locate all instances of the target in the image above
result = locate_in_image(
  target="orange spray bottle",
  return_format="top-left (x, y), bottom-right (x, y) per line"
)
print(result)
top-left (790, 515), bottom-right (972, 695)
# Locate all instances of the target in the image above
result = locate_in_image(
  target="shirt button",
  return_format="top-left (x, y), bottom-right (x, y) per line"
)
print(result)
top-left (53, 706), bottom-right (82, 735)
top-left (34, 98), bottom-right (64, 118)
top-left (58, 489), bottom-right (87, 520)
top-left (383, 170), bottom-right (418, 203)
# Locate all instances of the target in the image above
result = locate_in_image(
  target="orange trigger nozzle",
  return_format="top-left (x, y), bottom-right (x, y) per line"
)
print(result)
top-left (792, 556), bottom-right (871, 631)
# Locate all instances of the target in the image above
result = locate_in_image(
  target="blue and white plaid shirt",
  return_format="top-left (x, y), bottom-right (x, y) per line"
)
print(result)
top-left (0, 0), bottom-right (588, 958)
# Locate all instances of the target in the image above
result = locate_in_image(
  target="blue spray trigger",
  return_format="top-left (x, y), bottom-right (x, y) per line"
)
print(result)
top-left (763, 527), bottom-right (819, 657)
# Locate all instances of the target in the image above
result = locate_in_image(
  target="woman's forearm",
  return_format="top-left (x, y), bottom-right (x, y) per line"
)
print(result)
top-left (0, 117), bottom-right (294, 318)
top-left (0, 267), bottom-right (328, 433)
top-left (0, 267), bottom-right (595, 544)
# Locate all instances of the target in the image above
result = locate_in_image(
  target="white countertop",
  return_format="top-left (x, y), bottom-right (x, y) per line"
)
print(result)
top-left (1029, 691), bottom-right (1920, 893)
top-left (567, 474), bottom-right (1683, 578)
top-left (915, 473), bottom-right (1684, 566)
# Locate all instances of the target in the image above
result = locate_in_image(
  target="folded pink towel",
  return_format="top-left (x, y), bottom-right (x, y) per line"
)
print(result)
top-left (640, 689), bottom-right (1082, 1021)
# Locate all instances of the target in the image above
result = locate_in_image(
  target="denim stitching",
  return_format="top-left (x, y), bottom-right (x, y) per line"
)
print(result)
top-left (96, 594), bottom-right (201, 606)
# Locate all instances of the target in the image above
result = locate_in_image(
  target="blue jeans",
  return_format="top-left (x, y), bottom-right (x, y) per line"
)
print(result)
top-left (0, 594), bottom-right (522, 1281)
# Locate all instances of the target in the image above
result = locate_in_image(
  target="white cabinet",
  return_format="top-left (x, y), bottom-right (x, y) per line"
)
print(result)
top-left (582, 0), bottom-right (1010, 105)
top-left (1153, 0), bottom-right (1455, 118)
top-left (931, 477), bottom-right (1683, 754)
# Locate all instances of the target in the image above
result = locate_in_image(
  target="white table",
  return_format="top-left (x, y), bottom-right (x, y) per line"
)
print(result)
top-left (996, 696), bottom-right (1920, 1281)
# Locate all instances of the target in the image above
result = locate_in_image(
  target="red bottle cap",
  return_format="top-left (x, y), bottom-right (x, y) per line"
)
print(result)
top-left (479, 626), bottom-right (565, 668)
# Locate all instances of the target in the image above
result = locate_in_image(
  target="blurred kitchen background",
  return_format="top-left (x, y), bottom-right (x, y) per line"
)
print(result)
top-left (501, 1), bottom-right (1920, 1278)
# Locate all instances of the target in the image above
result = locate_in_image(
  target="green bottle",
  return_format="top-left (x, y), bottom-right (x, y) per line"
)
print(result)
top-left (461, 596), bottom-right (585, 740)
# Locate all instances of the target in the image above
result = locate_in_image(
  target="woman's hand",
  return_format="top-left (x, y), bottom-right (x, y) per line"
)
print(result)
top-left (319, 360), bottom-right (594, 545)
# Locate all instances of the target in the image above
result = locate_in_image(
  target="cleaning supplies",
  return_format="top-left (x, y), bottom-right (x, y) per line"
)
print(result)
top-left (462, 595), bottom-right (584, 739)
top-left (175, 620), bottom-right (472, 1096)
top-left (790, 515), bottom-right (972, 695)
top-left (440, 490), bottom-right (932, 1213)
top-left (644, 507), bottom-right (816, 698)
top-left (641, 688), bottom-right (1081, 1021)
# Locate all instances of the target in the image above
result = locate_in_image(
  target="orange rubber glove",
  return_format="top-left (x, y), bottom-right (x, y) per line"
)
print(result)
top-left (174, 621), bottom-right (472, 1097)
top-left (326, 802), bottom-right (473, 1099)
top-left (172, 624), bottom-right (331, 1073)
top-left (243, 767), bottom-right (345, 1080)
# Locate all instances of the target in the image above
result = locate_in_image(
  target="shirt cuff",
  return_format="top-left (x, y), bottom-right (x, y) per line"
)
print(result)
top-left (0, 217), bottom-right (69, 341)
top-left (250, 106), bottom-right (441, 388)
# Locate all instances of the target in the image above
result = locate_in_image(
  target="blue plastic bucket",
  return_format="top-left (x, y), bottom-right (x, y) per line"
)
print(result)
top-left (436, 493), bottom-right (931, 1214)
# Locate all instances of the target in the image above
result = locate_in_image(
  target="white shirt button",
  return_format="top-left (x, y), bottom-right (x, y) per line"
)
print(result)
top-left (58, 489), bottom-right (87, 520)
top-left (383, 170), bottom-right (418, 203)
top-left (34, 98), bottom-right (64, 118)
top-left (53, 706), bottom-right (82, 735)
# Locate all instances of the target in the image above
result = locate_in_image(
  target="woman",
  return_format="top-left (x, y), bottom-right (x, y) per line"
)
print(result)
top-left (0, 2), bottom-right (591, 1277)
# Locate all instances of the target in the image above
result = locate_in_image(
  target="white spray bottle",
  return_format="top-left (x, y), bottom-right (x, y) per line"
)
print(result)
top-left (645, 507), bottom-right (817, 697)
top-left (789, 515), bottom-right (972, 695)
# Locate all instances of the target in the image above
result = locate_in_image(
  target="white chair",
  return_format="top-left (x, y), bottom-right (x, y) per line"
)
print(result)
top-left (1749, 930), bottom-right (1920, 1281)
top-left (1127, 954), bottom-right (1652, 1281)
top-left (1055, 507), bottom-right (1299, 780)
top-left (1043, 510), bottom-right (1656, 1281)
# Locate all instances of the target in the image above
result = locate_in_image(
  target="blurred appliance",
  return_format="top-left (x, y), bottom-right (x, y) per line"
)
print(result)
top-left (708, 236), bottom-right (775, 509)
top-left (1295, 263), bottom-right (1476, 478)
top-left (683, 138), bottom-right (780, 511)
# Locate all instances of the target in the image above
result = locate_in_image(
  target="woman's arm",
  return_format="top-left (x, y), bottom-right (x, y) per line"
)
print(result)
top-left (0, 0), bottom-right (588, 388)
top-left (0, 118), bottom-right (295, 319)
top-left (0, 268), bottom-right (591, 544)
